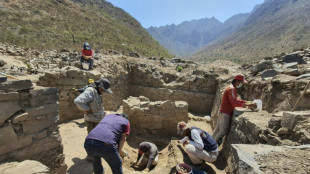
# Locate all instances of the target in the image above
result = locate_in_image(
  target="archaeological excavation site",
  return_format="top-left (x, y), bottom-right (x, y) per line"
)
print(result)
top-left (1, 43), bottom-right (310, 174)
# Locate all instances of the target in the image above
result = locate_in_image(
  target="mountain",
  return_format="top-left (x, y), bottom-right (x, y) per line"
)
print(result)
top-left (191, 0), bottom-right (310, 63)
top-left (0, 0), bottom-right (171, 57)
top-left (147, 13), bottom-right (251, 57)
top-left (147, 18), bottom-right (221, 57)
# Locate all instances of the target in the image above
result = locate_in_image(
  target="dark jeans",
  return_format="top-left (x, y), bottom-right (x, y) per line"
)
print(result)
top-left (84, 139), bottom-right (123, 174)
top-left (81, 56), bottom-right (94, 69)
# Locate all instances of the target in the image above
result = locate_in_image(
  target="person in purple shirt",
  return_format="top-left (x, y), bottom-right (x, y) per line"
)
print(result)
top-left (84, 113), bottom-right (130, 174)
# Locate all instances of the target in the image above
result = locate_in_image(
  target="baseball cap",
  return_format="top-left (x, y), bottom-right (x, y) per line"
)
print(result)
top-left (97, 78), bottom-right (113, 94)
top-left (233, 73), bottom-right (248, 83)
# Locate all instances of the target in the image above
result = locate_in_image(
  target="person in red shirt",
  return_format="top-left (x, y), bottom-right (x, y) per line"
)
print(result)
top-left (212, 74), bottom-right (255, 146)
top-left (81, 42), bottom-right (94, 70)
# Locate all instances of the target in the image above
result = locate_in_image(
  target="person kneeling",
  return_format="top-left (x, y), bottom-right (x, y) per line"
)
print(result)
top-left (177, 121), bottom-right (218, 164)
top-left (131, 142), bottom-right (158, 173)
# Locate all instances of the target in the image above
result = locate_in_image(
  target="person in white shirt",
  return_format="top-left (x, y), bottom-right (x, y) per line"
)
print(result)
top-left (177, 121), bottom-right (219, 164)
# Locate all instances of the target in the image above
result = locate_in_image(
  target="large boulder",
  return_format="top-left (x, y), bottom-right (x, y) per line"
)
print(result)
top-left (0, 160), bottom-right (49, 174)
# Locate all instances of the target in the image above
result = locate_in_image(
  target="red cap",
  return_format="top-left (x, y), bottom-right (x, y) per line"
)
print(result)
top-left (233, 74), bottom-right (248, 83)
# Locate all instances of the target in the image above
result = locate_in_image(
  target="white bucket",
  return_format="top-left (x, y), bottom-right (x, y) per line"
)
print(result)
top-left (82, 62), bottom-right (90, 70)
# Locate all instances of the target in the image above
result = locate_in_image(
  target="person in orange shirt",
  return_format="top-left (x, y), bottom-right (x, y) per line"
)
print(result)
top-left (212, 74), bottom-right (255, 146)
top-left (81, 42), bottom-right (94, 70)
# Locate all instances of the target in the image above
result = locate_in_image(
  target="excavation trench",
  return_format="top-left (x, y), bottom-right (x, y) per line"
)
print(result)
top-left (2, 57), bottom-right (309, 173)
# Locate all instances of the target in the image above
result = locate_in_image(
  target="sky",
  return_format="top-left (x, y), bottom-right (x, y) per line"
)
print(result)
top-left (106, 0), bottom-right (265, 28)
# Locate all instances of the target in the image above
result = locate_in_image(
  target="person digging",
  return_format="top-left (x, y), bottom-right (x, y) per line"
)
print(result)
top-left (131, 142), bottom-right (159, 173)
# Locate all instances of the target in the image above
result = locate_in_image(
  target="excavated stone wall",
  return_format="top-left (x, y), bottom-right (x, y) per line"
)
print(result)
top-left (37, 61), bottom-right (218, 122)
top-left (242, 75), bottom-right (310, 112)
top-left (123, 96), bottom-right (188, 137)
top-left (0, 79), bottom-right (67, 173)
top-left (129, 65), bottom-right (218, 114)
top-left (37, 70), bottom-right (102, 122)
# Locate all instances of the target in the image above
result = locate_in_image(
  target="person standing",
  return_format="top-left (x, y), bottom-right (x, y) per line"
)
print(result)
top-left (84, 113), bottom-right (130, 174)
top-left (177, 121), bottom-right (218, 164)
top-left (81, 42), bottom-right (94, 70)
top-left (212, 73), bottom-right (255, 145)
top-left (74, 78), bottom-right (113, 133)
top-left (131, 142), bottom-right (159, 173)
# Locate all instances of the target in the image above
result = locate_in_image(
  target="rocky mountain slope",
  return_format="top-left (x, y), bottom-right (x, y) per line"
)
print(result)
top-left (147, 14), bottom-right (250, 57)
top-left (191, 0), bottom-right (310, 63)
top-left (0, 0), bottom-right (171, 57)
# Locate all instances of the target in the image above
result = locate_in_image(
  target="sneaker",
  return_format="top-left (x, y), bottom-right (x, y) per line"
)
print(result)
top-left (217, 137), bottom-right (223, 147)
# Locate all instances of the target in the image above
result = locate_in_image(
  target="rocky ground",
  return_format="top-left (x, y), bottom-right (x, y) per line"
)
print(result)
top-left (255, 148), bottom-right (310, 174)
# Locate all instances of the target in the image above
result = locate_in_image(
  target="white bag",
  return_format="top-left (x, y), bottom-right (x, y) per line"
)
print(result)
top-left (253, 99), bottom-right (262, 112)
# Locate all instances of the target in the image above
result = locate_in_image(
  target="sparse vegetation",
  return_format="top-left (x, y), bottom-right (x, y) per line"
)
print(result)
top-left (0, 0), bottom-right (172, 58)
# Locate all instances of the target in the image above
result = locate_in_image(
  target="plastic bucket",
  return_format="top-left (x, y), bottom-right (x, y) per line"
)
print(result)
top-left (176, 163), bottom-right (192, 174)
top-left (82, 62), bottom-right (90, 70)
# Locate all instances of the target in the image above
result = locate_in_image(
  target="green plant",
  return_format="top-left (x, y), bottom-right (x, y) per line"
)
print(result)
top-left (176, 66), bottom-right (183, 72)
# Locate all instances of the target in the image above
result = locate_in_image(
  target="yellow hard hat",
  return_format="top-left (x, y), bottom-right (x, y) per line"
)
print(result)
top-left (88, 79), bottom-right (94, 84)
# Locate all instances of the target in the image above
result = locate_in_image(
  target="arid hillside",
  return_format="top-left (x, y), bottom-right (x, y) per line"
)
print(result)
top-left (0, 0), bottom-right (171, 57)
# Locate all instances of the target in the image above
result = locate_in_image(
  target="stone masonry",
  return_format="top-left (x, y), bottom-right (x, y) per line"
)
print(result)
top-left (123, 96), bottom-right (189, 137)
top-left (0, 79), bottom-right (67, 173)
top-left (37, 70), bottom-right (102, 122)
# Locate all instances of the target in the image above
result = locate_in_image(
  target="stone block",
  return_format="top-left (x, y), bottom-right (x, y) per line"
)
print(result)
top-left (0, 125), bottom-right (18, 144)
top-left (123, 96), bottom-right (188, 136)
top-left (283, 69), bottom-right (300, 76)
top-left (283, 54), bottom-right (306, 64)
top-left (231, 144), bottom-right (284, 174)
top-left (35, 130), bottom-right (47, 139)
top-left (12, 112), bottom-right (29, 123)
top-left (66, 69), bottom-right (85, 78)
top-left (251, 60), bottom-right (272, 74)
top-left (0, 80), bottom-right (33, 92)
top-left (0, 160), bottom-right (50, 174)
top-left (22, 115), bottom-right (56, 133)
top-left (0, 135), bottom-right (32, 154)
top-left (246, 120), bottom-right (263, 137)
top-left (14, 135), bottom-right (61, 160)
top-left (25, 103), bottom-right (59, 118)
top-left (261, 69), bottom-right (277, 79)
top-left (281, 111), bottom-right (310, 130)
top-left (0, 92), bottom-right (19, 101)
top-left (277, 127), bottom-right (289, 135)
top-left (30, 94), bottom-right (58, 107)
top-left (30, 87), bottom-right (58, 96)
top-left (58, 77), bottom-right (86, 86)
top-left (282, 62), bottom-right (298, 68)
top-left (0, 101), bottom-right (21, 124)
top-left (297, 73), bottom-right (310, 80)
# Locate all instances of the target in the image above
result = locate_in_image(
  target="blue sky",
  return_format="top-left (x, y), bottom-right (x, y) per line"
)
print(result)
top-left (106, 0), bottom-right (265, 28)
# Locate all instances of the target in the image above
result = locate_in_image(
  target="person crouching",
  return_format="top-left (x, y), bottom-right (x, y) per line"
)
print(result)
top-left (177, 121), bottom-right (218, 164)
